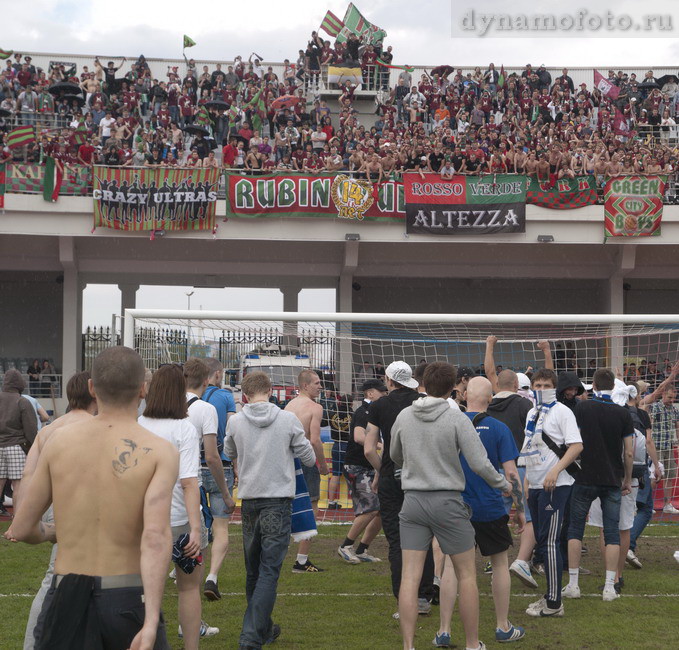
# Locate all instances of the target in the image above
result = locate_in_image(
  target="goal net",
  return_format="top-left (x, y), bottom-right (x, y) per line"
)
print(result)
top-left (125, 310), bottom-right (679, 524)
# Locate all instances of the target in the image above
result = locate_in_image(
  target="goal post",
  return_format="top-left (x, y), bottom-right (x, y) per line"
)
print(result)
top-left (123, 309), bottom-right (679, 522)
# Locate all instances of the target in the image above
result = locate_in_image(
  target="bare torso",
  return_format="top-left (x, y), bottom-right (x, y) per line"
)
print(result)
top-left (284, 395), bottom-right (317, 439)
top-left (45, 417), bottom-right (175, 576)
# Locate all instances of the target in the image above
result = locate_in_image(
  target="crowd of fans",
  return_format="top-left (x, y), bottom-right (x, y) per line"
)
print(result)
top-left (1, 40), bottom-right (679, 194)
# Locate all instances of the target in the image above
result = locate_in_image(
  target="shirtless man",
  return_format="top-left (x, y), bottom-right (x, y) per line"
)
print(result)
top-left (285, 369), bottom-right (329, 573)
top-left (7, 347), bottom-right (178, 650)
top-left (16, 371), bottom-right (97, 650)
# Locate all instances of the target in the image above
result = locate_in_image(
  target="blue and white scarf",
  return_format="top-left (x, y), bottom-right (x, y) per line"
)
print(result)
top-left (518, 389), bottom-right (557, 467)
top-left (291, 458), bottom-right (318, 542)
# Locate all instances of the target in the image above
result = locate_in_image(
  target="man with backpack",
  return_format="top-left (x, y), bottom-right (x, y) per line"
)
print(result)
top-left (201, 358), bottom-right (238, 601)
top-left (518, 369), bottom-right (582, 618)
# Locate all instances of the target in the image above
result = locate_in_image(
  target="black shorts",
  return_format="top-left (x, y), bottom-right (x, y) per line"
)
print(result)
top-left (34, 574), bottom-right (170, 650)
top-left (471, 514), bottom-right (513, 557)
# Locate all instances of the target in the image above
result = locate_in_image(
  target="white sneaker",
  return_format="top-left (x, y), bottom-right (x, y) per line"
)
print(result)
top-left (626, 549), bottom-right (643, 569)
top-left (562, 583), bottom-right (581, 599)
top-left (603, 586), bottom-right (620, 601)
top-left (663, 503), bottom-right (679, 514)
top-left (168, 567), bottom-right (176, 580)
top-left (337, 545), bottom-right (360, 564)
top-left (178, 620), bottom-right (220, 637)
top-left (526, 597), bottom-right (546, 614)
top-left (356, 551), bottom-right (382, 562)
top-left (418, 597), bottom-right (432, 615)
top-left (510, 559), bottom-right (538, 588)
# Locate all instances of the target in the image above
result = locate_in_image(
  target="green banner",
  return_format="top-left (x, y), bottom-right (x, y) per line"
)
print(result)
top-left (526, 175), bottom-right (598, 209)
top-left (7, 163), bottom-right (89, 196)
top-left (93, 166), bottom-right (220, 231)
top-left (604, 175), bottom-right (666, 237)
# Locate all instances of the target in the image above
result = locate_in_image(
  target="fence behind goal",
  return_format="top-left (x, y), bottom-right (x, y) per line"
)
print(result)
top-left (124, 311), bottom-right (679, 524)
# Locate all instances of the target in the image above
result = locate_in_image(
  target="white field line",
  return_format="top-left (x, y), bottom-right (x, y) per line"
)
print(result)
top-left (6, 591), bottom-right (679, 598)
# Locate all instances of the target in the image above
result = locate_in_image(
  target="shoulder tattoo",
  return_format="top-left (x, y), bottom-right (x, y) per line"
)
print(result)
top-left (112, 438), bottom-right (152, 477)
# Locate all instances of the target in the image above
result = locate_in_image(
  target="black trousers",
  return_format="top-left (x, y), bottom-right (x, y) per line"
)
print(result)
top-left (378, 472), bottom-right (434, 600)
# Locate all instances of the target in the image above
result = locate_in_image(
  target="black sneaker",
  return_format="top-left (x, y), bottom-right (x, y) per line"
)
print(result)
top-left (265, 623), bottom-right (281, 644)
top-left (0, 506), bottom-right (10, 518)
top-left (327, 502), bottom-right (343, 510)
top-left (292, 560), bottom-right (324, 573)
top-left (204, 579), bottom-right (221, 601)
top-left (483, 561), bottom-right (493, 575)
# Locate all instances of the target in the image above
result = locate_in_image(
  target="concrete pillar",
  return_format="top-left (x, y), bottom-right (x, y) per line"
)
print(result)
top-left (59, 237), bottom-right (83, 389)
top-left (337, 241), bottom-right (359, 395)
top-left (280, 285), bottom-right (301, 349)
top-left (605, 245), bottom-right (636, 369)
top-left (118, 283), bottom-right (140, 339)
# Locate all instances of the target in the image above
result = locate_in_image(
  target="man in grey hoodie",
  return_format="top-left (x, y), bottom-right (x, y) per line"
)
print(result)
top-left (224, 371), bottom-right (315, 650)
top-left (0, 369), bottom-right (38, 504)
top-left (391, 362), bottom-right (510, 650)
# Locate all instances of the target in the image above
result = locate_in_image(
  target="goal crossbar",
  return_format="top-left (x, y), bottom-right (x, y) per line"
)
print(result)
top-left (123, 309), bottom-right (679, 347)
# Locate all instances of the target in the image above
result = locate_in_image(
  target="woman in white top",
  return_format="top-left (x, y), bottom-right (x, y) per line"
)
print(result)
top-left (138, 364), bottom-right (207, 650)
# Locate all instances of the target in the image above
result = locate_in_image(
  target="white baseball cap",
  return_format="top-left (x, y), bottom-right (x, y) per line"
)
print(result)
top-left (385, 361), bottom-right (419, 389)
top-left (516, 372), bottom-right (531, 390)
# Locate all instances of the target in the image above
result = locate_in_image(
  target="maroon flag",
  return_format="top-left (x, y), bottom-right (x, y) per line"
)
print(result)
top-left (613, 108), bottom-right (630, 136)
top-left (594, 69), bottom-right (620, 99)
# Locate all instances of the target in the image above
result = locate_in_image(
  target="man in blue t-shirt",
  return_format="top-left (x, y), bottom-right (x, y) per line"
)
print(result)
top-left (461, 377), bottom-right (526, 644)
top-left (201, 358), bottom-right (238, 601)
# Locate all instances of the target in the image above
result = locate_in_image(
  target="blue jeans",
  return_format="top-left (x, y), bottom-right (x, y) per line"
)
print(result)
top-left (630, 478), bottom-right (654, 551)
top-left (528, 486), bottom-right (570, 609)
top-left (568, 484), bottom-right (622, 546)
top-left (201, 466), bottom-right (235, 519)
top-left (240, 497), bottom-right (292, 649)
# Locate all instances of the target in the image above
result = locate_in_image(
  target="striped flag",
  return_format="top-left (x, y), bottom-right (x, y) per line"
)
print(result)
top-left (43, 156), bottom-right (64, 203)
top-left (336, 3), bottom-right (387, 45)
top-left (0, 48), bottom-right (12, 60)
top-left (72, 118), bottom-right (89, 146)
top-left (7, 125), bottom-right (35, 149)
top-left (498, 64), bottom-right (506, 88)
top-left (0, 162), bottom-right (5, 209)
top-left (183, 35), bottom-right (196, 49)
top-left (320, 10), bottom-right (344, 37)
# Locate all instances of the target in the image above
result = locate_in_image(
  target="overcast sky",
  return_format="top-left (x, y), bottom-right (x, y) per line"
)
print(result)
top-left (6, 0), bottom-right (679, 66)
top-left (8, 0), bottom-right (678, 325)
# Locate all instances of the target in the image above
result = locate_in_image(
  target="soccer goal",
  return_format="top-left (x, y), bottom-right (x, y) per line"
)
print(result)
top-left (124, 310), bottom-right (679, 522)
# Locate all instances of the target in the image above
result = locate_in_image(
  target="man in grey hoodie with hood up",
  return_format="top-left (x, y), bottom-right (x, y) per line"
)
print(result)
top-left (390, 362), bottom-right (510, 650)
top-left (225, 371), bottom-right (315, 650)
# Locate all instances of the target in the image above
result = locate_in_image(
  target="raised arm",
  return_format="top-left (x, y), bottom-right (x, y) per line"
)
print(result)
top-left (485, 335), bottom-right (499, 393)
top-left (640, 361), bottom-right (679, 405)
top-left (537, 340), bottom-right (554, 370)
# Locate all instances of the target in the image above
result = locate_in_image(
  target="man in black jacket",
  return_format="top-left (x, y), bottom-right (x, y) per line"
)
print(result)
top-left (488, 369), bottom-right (537, 589)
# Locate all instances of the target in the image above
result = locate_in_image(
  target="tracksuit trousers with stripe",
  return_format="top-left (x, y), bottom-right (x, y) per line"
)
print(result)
top-left (528, 485), bottom-right (571, 609)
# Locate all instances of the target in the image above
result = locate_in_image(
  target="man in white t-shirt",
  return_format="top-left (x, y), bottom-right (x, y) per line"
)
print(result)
top-left (98, 111), bottom-right (116, 145)
top-left (183, 359), bottom-right (235, 516)
top-left (518, 369), bottom-right (582, 619)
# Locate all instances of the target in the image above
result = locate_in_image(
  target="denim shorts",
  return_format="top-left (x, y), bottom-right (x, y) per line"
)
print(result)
top-left (567, 483), bottom-right (622, 545)
top-left (201, 466), bottom-right (235, 519)
top-left (331, 442), bottom-right (348, 476)
top-left (302, 463), bottom-right (321, 502)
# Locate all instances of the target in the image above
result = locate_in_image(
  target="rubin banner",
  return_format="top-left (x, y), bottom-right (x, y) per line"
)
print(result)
top-left (404, 173), bottom-right (527, 235)
top-left (93, 166), bottom-right (219, 231)
top-left (604, 175), bottom-right (667, 237)
top-left (225, 173), bottom-right (404, 221)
